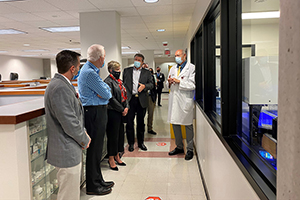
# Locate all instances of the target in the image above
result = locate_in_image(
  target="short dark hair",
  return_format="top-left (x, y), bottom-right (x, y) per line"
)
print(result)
top-left (134, 53), bottom-right (144, 61)
top-left (56, 50), bottom-right (81, 74)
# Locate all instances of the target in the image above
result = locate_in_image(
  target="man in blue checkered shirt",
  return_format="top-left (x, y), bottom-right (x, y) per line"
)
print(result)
top-left (78, 44), bottom-right (113, 196)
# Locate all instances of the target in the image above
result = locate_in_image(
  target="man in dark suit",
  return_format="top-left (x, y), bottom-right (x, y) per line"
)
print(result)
top-left (123, 53), bottom-right (154, 152)
top-left (155, 66), bottom-right (165, 106)
top-left (45, 50), bottom-right (91, 200)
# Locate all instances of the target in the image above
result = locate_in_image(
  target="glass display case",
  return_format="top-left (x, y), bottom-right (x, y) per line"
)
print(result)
top-left (28, 116), bottom-right (58, 200)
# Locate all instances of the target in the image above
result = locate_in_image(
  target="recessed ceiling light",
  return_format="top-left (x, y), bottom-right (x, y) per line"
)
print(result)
top-left (22, 49), bottom-right (49, 52)
top-left (0, 29), bottom-right (27, 35)
top-left (0, 50), bottom-right (8, 53)
top-left (58, 48), bottom-right (81, 51)
top-left (23, 44), bottom-right (30, 47)
top-left (242, 11), bottom-right (280, 20)
top-left (40, 26), bottom-right (80, 33)
top-left (122, 51), bottom-right (138, 55)
top-left (157, 29), bottom-right (165, 32)
top-left (144, 0), bottom-right (159, 3)
top-left (122, 46), bottom-right (131, 50)
top-left (20, 55), bottom-right (40, 57)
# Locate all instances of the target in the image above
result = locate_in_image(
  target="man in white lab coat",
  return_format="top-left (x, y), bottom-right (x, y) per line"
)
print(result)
top-left (166, 49), bottom-right (195, 160)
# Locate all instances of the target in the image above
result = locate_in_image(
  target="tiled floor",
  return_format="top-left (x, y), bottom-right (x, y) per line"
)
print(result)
top-left (80, 94), bottom-right (207, 200)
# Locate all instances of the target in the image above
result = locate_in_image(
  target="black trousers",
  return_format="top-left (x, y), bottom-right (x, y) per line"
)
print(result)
top-left (84, 105), bottom-right (107, 191)
top-left (106, 109), bottom-right (125, 156)
top-left (126, 96), bottom-right (146, 145)
top-left (156, 87), bottom-right (163, 105)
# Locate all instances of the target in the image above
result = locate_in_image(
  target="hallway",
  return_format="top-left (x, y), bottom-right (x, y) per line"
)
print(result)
top-left (80, 93), bottom-right (206, 200)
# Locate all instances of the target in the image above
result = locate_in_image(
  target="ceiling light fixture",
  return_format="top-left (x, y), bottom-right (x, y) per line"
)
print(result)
top-left (242, 11), bottom-right (280, 20)
top-left (122, 46), bottom-right (131, 50)
top-left (23, 44), bottom-right (30, 47)
top-left (0, 50), bottom-right (8, 53)
top-left (0, 29), bottom-right (27, 35)
top-left (144, 0), bottom-right (159, 3)
top-left (22, 49), bottom-right (49, 52)
top-left (157, 29), bottom-right (165, 32)
top-left (58, 48), bottom-right (81, 51)
top-left (122, 51), bottom-right (138, 55)
top-left (40, 26), bottom-right (80, 33)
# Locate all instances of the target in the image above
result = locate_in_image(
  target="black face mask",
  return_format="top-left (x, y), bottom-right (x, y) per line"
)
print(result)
top-left (112, 70), bottom-right (121, 79)
top-left (157, 70), bottom-right (160, 73)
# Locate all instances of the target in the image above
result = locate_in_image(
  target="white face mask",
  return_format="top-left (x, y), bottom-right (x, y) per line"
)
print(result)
top-left (134, 61), bottom-right (141, 68)
top-left (175, 56), bottom-right (182, 65)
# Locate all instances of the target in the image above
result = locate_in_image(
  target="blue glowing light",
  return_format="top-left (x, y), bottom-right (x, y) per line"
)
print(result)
top-left (259, 150), bottom-right (274, 160)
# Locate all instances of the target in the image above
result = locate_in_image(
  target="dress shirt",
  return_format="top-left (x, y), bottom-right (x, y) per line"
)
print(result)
top-left (59, 73), bottom-right (72, 85)
top-left (78, 61), bottom-right (112, 106)
top-left (132, 66), bottom-right (142, 94)
top-left (177, 60), bottom-right (187, 73)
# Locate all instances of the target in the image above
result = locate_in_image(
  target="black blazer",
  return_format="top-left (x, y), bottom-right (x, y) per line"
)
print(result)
top-left (123, 67), bottom-right (154, 108)
top-left (104, 75), bottom-right (129, 113)
top-left (155, 72), bottom-right (165, 89)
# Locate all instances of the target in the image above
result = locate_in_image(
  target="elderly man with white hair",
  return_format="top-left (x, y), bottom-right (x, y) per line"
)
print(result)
top-left (78, 44), bottom-right (113, 195)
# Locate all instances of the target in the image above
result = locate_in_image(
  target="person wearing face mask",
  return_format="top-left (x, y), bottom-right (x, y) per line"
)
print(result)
top-left (155, 66), bottom-right (165, 106)
top-left (167, 49), bottom-right (196, 161)
top-left (44, 50), bottom-right (91, 200)
top-left (104, 61), bottom-right (129, 171)
top-left (122, 53), bottom-right (154, 152)
top-left (78, 44), bottom-right (114, 195)
top-left (147, 68), bottom-right (158, 135)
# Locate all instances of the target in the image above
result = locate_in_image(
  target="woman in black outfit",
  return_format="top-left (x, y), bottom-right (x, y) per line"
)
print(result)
top-left (104, 61), bottom-right (129, 171)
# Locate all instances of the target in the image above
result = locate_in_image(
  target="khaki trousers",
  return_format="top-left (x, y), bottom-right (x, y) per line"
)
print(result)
top-left (56, 162), bottom-right (82, 200)
top-left (147, 96), bottom-right (156, 131)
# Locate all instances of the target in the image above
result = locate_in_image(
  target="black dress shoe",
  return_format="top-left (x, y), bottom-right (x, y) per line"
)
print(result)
top-left (108, 161), bottom-right (118, 171)
top-left (168, 147), bottom-right (184, 156)
top-left (148, 130), bottom-right (157, 135)
top-left (86, 187), bottom-right (112, 195)
top-left (128, 144), bottom-right (134, 152)
top-left (115, 160), bottom-right (126, 166)
top-left (100, 181), bottom-right (114, 188)
top-left (158, 104), bottom-right (162, 107)
top-left (138, 143), bottom-right (147, 151)
top-left (185, 150), bottom-right (194, 160)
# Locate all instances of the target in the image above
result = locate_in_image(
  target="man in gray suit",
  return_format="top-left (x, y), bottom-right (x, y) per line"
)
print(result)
top-left (45, 50), bottom-right (91, 200)
top-left (123, 53), bottom-right (154, 152)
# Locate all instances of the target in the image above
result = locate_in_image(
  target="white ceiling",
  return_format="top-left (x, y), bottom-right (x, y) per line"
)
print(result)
top-left (0, 0), bottom-right (198, 59)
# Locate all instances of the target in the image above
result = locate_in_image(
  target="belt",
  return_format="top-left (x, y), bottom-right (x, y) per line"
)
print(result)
top-left (84, 105), bottom-right (107, 108)
top-left (134, 94), bottom-right (139, 97)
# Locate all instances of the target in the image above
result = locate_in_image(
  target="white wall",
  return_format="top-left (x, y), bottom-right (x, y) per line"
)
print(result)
top-left (50, 59), bottom-right (57, 78)
top-left (195, 107), bottom-right (260, 200)
top-left (0, 54), bottom-right (44, 81)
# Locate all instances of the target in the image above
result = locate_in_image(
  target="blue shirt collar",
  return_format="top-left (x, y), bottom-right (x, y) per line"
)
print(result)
top-left (87, 61), bottom-right (100, 74)
top-left (177, 60), bottom-right (187, 69)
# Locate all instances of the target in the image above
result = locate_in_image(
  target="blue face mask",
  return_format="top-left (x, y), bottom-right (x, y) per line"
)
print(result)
top-left (134, 61), bottom-right (141, 68)
top-left (175, 56), bottom-right (182, 65)
top-left (101, 61), bottom-right (105, 68)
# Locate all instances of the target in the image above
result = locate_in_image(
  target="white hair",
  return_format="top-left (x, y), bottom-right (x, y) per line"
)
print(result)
top-left (87, 44), bottom-right (105, 62)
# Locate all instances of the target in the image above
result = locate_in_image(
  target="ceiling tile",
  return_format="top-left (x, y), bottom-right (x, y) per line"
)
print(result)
top-left (5, 13), bottom-right (45, 22)
top-left (142, 15), bottom-right (173, 23)
top-left (121, 16), bottom-right (144, 24)
top-left (172, 0), bottom-right (197, 4)
top-left (173, 4), bottom-right (196, 14)
top-left (0, 2), bottom-right (26, 14)
top-left (89, 0), bottom-right (133, 9)
top-left (136, 6), bottom-right (172, 16)
top-left (33, 11), bottom-right (76, 21)
top-left (8, 0), bottom-right (61, 12)
top-left (45, 0), bottom-right (98, 12)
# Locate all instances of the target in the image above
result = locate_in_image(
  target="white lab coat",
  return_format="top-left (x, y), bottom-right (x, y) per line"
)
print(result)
top-left (166, 62), bottom-right (195, 125)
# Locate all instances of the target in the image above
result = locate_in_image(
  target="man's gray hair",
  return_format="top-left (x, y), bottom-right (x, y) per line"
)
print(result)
top-left (87, 44), bottom-right (105, 62)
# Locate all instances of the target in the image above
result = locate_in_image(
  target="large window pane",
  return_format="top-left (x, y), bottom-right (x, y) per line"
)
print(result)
top-left (215, 16), bottom-right (221, 116)
top-left (241, 0), bottom-right (279, 170)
